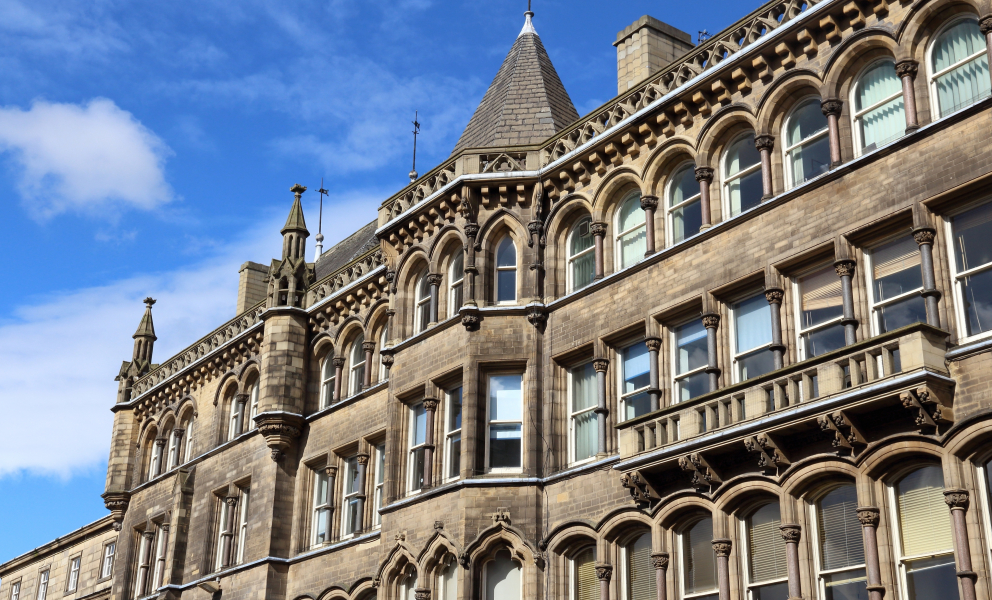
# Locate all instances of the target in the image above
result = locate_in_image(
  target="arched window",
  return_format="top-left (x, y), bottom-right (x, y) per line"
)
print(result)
top-left (247, 379), bottom-right (259, 429)
top-left (852, 59), bottom-right (906, 154)
top-left (496, 237), bottom-right (517, 304)
top-left (616, 192), bottom-right (646, 269)
top-left (449, 250), bottom-right (464, 318)
top-left (399, 566), bottom-right (418, 600)
top-left (378, 328), bottom-right (389, 382)
top-left (622, 531), bottom-right (656, 600)
top-left (225, 388), bottom-right (240, 441)
top-left (166, 424), bottom-right (179, 470)
top-left (571, 546), bottom-right (597, 600)
top-left (742, 502), bottom-right (788, 598)
top-left (679, 516), bottom-right (718, 600)
top-left (723, 132), bottom-right (763, 217)
top-left (416, 271), bottom-right (432, 333)
top-left (890, 465), bottom-right (958, 598)
top-left (437, 555), bottom-right (458, 600)
top-left (349, 334), bottom-right (365, 396)
top-left (147, 432), bottom-right (163, 481)
top-left (667, 163), bottom-right (701, 245)
top-left (568, 217), bottom-right (595, 293)
top-left (320, 354), bottom-right (335, 408)
top-left (483, 550), bottom-right (521, 600)
top-left (929, 17), bottom-right (991, 118)
top-left (183, 416), bottom-right (195, 463)
top-left (783, 97), bottom-right (830, 188)
top-left (812, 484), bottom-right (865, 599)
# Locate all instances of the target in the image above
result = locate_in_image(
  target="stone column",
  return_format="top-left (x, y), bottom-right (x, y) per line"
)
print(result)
top-left (135, 530), bottom-right (155, 596)
top-left (362, 340), bottom-right (375, 388)
top-left (896, 60), bottom-right (920, 132)
top-left (821, 99), bottom-right (843, 167)
top-left (641, 195), bottom-right (659, 255)
top-left (427, 273), bottom-right (443, 325)
top-left (766, 288), bottom-right (786, 370)
top-left (414, 588), bottom-right (431, 600)
top-left (171, 428), bottom-right (185, 467)
top-left (593, 358), bottom-right (610, 457)
top-left (355, 453), bottom-right (369, 533)
top-left (651, 552), bottom-right (669, 600)
top-left (423, 399), bottom-right (438, 488)
top-left (595, 563), bottom-right (613, 600)
top-left (834, 260), bottom-right (859, 345)
top-left (645, 337), bottom-right (662, 411)
top-left (464, 223), bottom-right (480, 306)
top-left (592, 222), bottom-right (607, 280)
top-left (703, 313), bottom-right (721, 393)
top-left (323, 465), bottom-right (337, 541)
top-left (780, 524), bottom-right (802, 600)
top-left (712, 539), bottom-right (732, 600)
top-left (332, 357), bottom-right (345, 402)
top-left (981, 18), bottom-right (992, 87)
top-left (913, 227), bottom-right (941, 327)
top-left (222, 495), bottom-right (239, 568)
top-left (755, 135), bottom-right (775, 199)
top-left (944, 490), bottom-right (979, 600)
top-left (695, 167), bottom-right (714, 229)
top-left (234, 393), bottom-right (249, 436)
top-left (153, 437), bottom-right (167, 477)
top-left (856, 507), bottom-right (885, 600)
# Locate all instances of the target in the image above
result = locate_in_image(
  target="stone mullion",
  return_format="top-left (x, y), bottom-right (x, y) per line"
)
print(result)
top-left (913, 227), bottom-right (941, 327)
top-left (780, 524), bottom-right (802, 600)
top-left (645, 337), bottom-right (662, 411)
top-left (423, 398), bottom-right (438, 488)
top-left (135, 530), bottom-right (155, 597)
top-left (332, 357), bottom-right (345, 402)
top-left (766, 288), bottom-right (786, 370)
top-left (593, 358), bottom-right (610, 457)
top-left (222, 496), bottom-right (239, 568)
top-left (355, 453), bottom-right (369, 533)
top-left (362, 341), bottom-right (375, 388)
top-left (712, 539), bottom-right (732, 600)
top-left (651, 552), bottom-right (669, 600)
top-left (592, 222), bottom-right (607, 280)
top-left (944, 490), bottom-right (979, 600)
top-left (323, 465), bottom-right (337, 543)
top-left (856, 507), bottom-right (885, 600)
top-left (641, 195), bottom-right (659, 255)
top-left (427, 273), bottom-right (443, 325)
top-left (834, 260), bottom-right (859, 346)
top-left (755, 135), bottom-right (775, 199)
top-left (703, 313), bottom-right (721, 392)
top-left (895, 60), bottom-right (920, 132)
top-left (153, 437), bottom-right (166, 477)
top-left (171, 429), bottom-right (185, 467)
top-left (595, 563), bottom-right (613, 600)
top-left (695, 167), bottom-right (714, 229)
top-left (821, 99), bottom-right (843, 167)
top-left (234, 393), bottom-right (249, 436)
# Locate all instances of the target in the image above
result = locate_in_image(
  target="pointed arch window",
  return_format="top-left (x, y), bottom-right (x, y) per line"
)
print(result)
top-left (622, 531), bottom-right (656, 600)
top-left (483, 550), bottom-right (522, 600)
top-left (320, 354), bottom-right (335, 408)
top-left (667, 163), bottom-right (701, 245)
top-left (449, 250), bottom-right (464, 317)
top-left (437, 555), bottom-right (458, 600)
top-left (811, 483), bottom-right (866, 599)
top-left (741, 501), bottom-right (789, 599)
top-left (415, 271), bottom-right (432, 333)
top-left (723, 132), bottom-right (763, 217)
top-left (929, 17), bottom-right (991, 118)
top-left (616, 192), bottom-right (646, 269)
top-left (568, 217), bottom-right (595, 292)
top-left (571, 546), bottom-right (598, 600)
top-left (783, 97), bottom-right (830, 188)
top-left (349, 334), bottom-right (365, 397)
top-left (399, 566), bottom-right (418, 600)
top-left (852, 59), bottom-right (906, 154)
top-left (496, 237), bottom-right (517, 303)
top-left (679, 516), bottom-right (718, 600)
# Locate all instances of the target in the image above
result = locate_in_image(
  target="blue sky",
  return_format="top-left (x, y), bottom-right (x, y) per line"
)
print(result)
top-left (0, 0), bottom-right (749, 562)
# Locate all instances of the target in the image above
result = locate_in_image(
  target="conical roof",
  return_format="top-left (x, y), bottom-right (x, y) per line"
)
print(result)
top-left (451, 11), bottom-right (579, 155)
top-left (133, 298), bottom-right (157, 340)
top-left (282, 185), bottom-right (309, 236)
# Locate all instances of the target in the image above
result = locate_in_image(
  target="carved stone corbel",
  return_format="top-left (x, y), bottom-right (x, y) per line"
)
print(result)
top-left (619, 470), bottom-right (660, 507)
top-left (744, 433), bottom-right (790, 474)
top-left (900, 384), bottom-right (953, 432)
top-left (678, 452), bottom-right (722, 492)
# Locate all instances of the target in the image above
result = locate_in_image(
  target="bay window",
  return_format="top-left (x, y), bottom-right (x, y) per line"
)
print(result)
top-left (673, 319), bottom-right (708, 402)
top-left (852, 60), bottom-right (906, 153)
top-left (867, 236), bottom-right (926, 333)
top-left (620, 341), bottom-right (651, 420)
top-left (569, 362), bottom-right (597, 464)
top-left (742, 502), bottom-right (789, 600)
top-left (796, 265), bottom-right (846, 359)
top-left (811, 484), bottom-right (866, 600)
top-left (679, 516), bottom-right (718, 600)
top-left (408, 403), bottom-right (428, 493)
top-left (487, 374), bottom-right (523, 472)
top-left (445, 387), bottom-right (462, 481)
top-left (732, 294), bottom-right (775, 381)
top-left (568, 217), bottom-right (595, 292)
top-left (929, 17), bottom-right (991, 118)
top-left (784, 98), bottom-right (830, 188)
top-left (667, 163), bottom-right (702, 245)
top-left (948, 201), bottom-right (992, 338)
top-left (723, 132), bottom-right (763, 217)
top-left (616, 192), bottom-right (646, 269)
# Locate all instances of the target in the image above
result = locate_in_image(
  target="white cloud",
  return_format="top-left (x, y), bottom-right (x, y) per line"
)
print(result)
top-left (0, 192), bottom-right (377, 477)
top-left (0, 98), bottom-right (174, 219)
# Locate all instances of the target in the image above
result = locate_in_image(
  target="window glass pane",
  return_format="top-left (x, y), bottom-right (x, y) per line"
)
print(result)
top-left (735, 294), bottom-right (773, 353)
top-left (620, 228), bottom-right (647, 269)
top-left (497, 270), bottom-right (516, 302)
top-left (671, 199), bottom-right (702, 244)
top-left (804, 323), bottom-right (847, 358)
top-left (817, 485), bottom-right (865, 570)
top-left (449, 388), bottom-right (463, 431)
top-left (411, 404), bottom-right (427, 446)
top-left (573, 410), bottom-right (597, 462)
top-left (896, 465), bottom-right (954, 556)
top-left (441, 563), bottom-right (457, 600)
top-left (347, 459), bottom-right (361, 493)
top-left (625, 392), bottom-right (651, 420)
top-left (801, 267), bottom-right (844, 327)
top-left (571, 363), bottom-right (598, 459)
top-left (725, 133), bottom-right (760, 177)
top-left (905, 555), bottom-right (959, 599)
top-left (952, 201), bottom-right (992, 271)
top-left (787, 98), bottom-right (828, 146)
top-left (669, 164), bottom-right (700, 207)
top-left (490, 375), bottom-right (522, 421)
top-left (485, 551), bottom-right (521, 600)
top-left (410, 447), bottom-right (425, 490)
top-left (622, 342), bottom-right (650, 394)
top-left (676, 320), bottom-right (708, 374)
top-left (677, 372), bottom-right (709, 402)
top-left (876, 295), bottom-right (927, 332)
top-left (489, 424), bottom-right (522, 469)
top-left (859, 95), bottom-right (905, 152)
top-left (789, 134), bottom-right (830, 185)
top-left (451, 252), bottom-right (464, 281)
top-left (448, 434), bottom-right (461, 479)
top-left (683, 517), bottom-right (717, 594)
top-left (823, 568), bottom-right (868, 600)
top-left (933, 20), bottom-right (991, 117)
top-left (572, 363), bottom-right (597, 412)
top-left (351, 334), bottom-right (364, 362)
top-left (934, 20), bottom-right (986, 71)
top-left (377, 445), bottom-right (385, 484)
top-left (571, 218), bottom-right (594, 255)
top-left (748, 503), bottom-right (787, 583)
top-left (727, 166), bottom-right (764, 216)
top-left (497, 237), bottom-right (516, 267)
top-left (619, 193), bottom-right (645, 232)
top-left (572, 249), bottom-right (595, 292)
top-left (872, 237), bottom-right (922, 302)
top-left (573, 547), bottom-right (598, 600)
top-left (627, 532), bottom-right (657, 600)
top-left (316, 472), bottom-right (329, 505)
top-left (856, 61), bottom-right (905, 150)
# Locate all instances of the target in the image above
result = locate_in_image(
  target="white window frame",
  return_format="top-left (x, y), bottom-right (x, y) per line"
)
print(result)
top-left (782, 95), bottom-right (829, 189)
top-left (148, 439), bottom-right (163, 480)
top-left (667, 162), bottom-right (701, 247)
top-left (485, 373), bottom-right (524, 474)
top-left (311, 469), bottom-right (331, 547)
top-left (738, 510), bottom-right (789, 599)
top-left (373, 443), bottom-right (385, 527)
top-left (850, 58), bottom-right (905, 156)
top-left (234, 488), bottom-right (249, 564)
top-left (10, 581), bottom-right (20, 600)
top-left (495, 237), bottom-right (518, 304)
top-left (976, 459), bottom-right (992, 566)
top-left (927, 16), bottom-right (990, 120)
top-left (436, 555), bottom-right (458, 600)
top-left (617, 340), bottom-right (651, 422)
top-left (863, 235), bottom-right (925, 336)
top-left (793, 263), bottom-right (846, 361)
top-left (214, 500), bottom-right (229, 572)
top-left (568, 361), bottom-right (597, 466)
top-left (166, 428), bottom-right (179, 471)
top-left (36, 571), bottom-right (48, 600)
top-left (151, 524), bottom-right (167, 589)
top-left (378, 329), bottom-right (389, 382)
top-left (730, 292), bottom-right (775, 384)
top-left (671, 318), bottom-right (708, 404)
top-left (226, 394), bottom-right (240, 441)
top-left (944, 200), bottom-right (992, 344)
top-left (567, 217), bottom-right (594, 293)
top-left (807, 490), bottom-right (868, 600)
top-left (67, 556), bottom-right (80, 593)
top-left (721, 132), bottom-right (762, 218)
top-left (615, 191), bottom-right (646, 270)
top-left (182, 420), bottom-right (194, 463)
top-left (341, 457), bottom-right (361, 539)
top-left (100, 543), bottom-right (116, 579)
top-left (569, 546), bottom-right (597, 600)
top-left (247, 382), bottom-right (259, 429)
top-left (320, 356), bottom-right (335, 408)
top-left (349, 335), bottom-right (366, 397)
top-left (415, 271), bottom-right (431, 333)
top-left (449, 250), bottom-right (464, 318)
top-left (443, 387), bottom-right (463, 482)
top-left (399, 568), bottom-right (418, 600)
top-left (407, 402), bottom-right (428, 495)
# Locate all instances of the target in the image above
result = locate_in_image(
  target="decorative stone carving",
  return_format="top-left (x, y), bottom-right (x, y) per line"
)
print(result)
top-left (433, 520), bottom-right (444, 530)
top-left (913, 227), bottom-right (936, 246)
top-left (464, 222), bottom-right (480, 239)
top-left (645, 337), bottom-right (662, 352)
top-left (678, 453), bottom-right (722, 491)
top-left (650, 552), bottom-right (670, 569)
top-left (423, 398), bottom-right (439, 412)
top-left (255, 413), bottom-right (303, 461)
top-left (102, 491), bottom-right (131, 526)
top-left (694, 166), bottom-right (715, 183)
top-left (380, 350), bottom-right (394, 368)
top-left (834, 260), bottom-right (857, 278)
top-left (362, 341), bottom-right (376, 354)
top-left (590, 222), bottom-right (608, 237)
top-left (765, 288), bottom-right (784, 304)
top-left (426, 273), bottom-right (443, 287)
top-left (856, 506), bottom-right (880, 527)
top-left (820, 98), bottom-right (843, 117)
top-left (527, 220), bottom-right (543, 248)
top-left (895, 60), bottom-right (919, 79)
top-left (356, 453), bottom-right (370, 466)
top-left (323, 465), bottom-right (338, 478)
top-left (639, 195), bottom-right (659, 211)
top-left (711, 539), bottom-right (732, 557)
top-left (414, 588), bottom-right (431, 600)
top-left (527, 305), bottom-right (548, 331)
top-left (744, 434), bottom-right (790, 472)
top-left (944, 489), bottom-right (970, 510)
top-left (489, 507), bottom-right (511, 525)
top-left (593, 358), bottom-right (610, 373)
top-left (754, 134), bottom-right (775, 151)
top-left (780, 524), bottom-right (801, 543)
top-left (818, 411), bottom-right (866, 453)
top-left (332, 356), bottom-right (347, 368)
top-left (900, 385), bottom-right (953, 431)
top-left (619, 471), bottom-right (659, 507)
top-left (702, 314), bottom-right (720, 329)
top-left (595, 563), bottom-right (613, 581)
top-left (980, 16), bottom-right (992, 36)
top-left (460, 305), bottom-right (481, 331)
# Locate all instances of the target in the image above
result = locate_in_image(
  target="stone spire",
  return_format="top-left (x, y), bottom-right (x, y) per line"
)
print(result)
top-left (282, 184), bottom-right (309, 261)
top-left (132, 297), bottom-right (156, 365)
top-left (450, 7), bottom-right (579, 155)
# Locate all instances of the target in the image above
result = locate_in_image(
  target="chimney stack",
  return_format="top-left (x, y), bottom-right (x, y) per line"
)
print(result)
top-left (614, 16), bottom-right (693, 94)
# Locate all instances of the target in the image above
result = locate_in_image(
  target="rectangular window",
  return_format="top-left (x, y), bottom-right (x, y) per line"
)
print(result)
top-left (214, 499), bottom-right (228, 572)
top-left (67, 557), bottom-right (80, 593)
top-left (311, 469), bottom-right (331, 546)
top-left (673, 320), bottom-right (708, 402)
top-left (235, 489), bottom-right (249, 564)
top-left (9, 582), bottom-right (19, 600)
top-left (812, 485), bottom-right (867, 600)
top-left (620, 341), bottom-right (651, 420)
top-left (444, 388), bottom-right (462, 481)
top-left (949, 201), bottom-right (992, 339)
top-left (868, 236), bottom-right (927, 333)
top-left (341, 457), bottom-right (362, 537)
top-left (183, 422), bottom-right (194, 463)
top-left (227, 399), bottom-right (241, 441)
top-left (732, 294), bottom-right (775, 381)
top-left (151, 524), bottom-right (168, 589)
top-left (487, 374), bottom-right (523, 472)
top-left (408, 403), bottom-right (427, 493)
top-left (742, 503), bottom-right (789, 599)
top-left (101, 543), bottom-right (116, 579)
top-left (570, 362), bottom-right (597, 464)
top-left (373, 444), bottom-right (385, 527)
top-left (36, 571), bottom-right (48, 600)
top-left (796, 265), bottom-right (846, 359)
top-left (247, 383), bottom-right (259, 430)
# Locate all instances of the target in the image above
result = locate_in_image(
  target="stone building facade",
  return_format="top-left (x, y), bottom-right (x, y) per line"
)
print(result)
top-left (5, 1), bottom-right (992, 599)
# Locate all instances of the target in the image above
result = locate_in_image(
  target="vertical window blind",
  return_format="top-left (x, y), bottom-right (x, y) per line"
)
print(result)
top-left (896, 465), bottom-right (953, 556)
top-left (683, 517), bottom-right (717, 593)
top-left (573, 547), bottom-right (598, 600)
top-left (627, 532), bottom-right (657, 599)
top-left (748, 502), bottom-right (788, 583)
top-left (817, 484), bottom-right (865, 570)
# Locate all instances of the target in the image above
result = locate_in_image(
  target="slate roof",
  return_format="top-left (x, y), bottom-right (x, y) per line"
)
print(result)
top-left (451, 12), bottom-right (579, 155)
top-left (314, 220), bottom-right (379, 281)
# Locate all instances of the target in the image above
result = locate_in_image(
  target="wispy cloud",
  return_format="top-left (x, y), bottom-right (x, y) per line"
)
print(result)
top-left (0, 98), bottom-right (174, 219)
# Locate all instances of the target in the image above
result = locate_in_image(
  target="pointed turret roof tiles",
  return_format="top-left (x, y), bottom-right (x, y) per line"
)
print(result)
top-left (133, 298), bottom-right (157, 340)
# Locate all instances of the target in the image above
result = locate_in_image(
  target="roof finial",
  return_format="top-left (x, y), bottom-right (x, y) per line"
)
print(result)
top-left (409, 111), bottom-right (420, 182)
top-left (144, 297), bottom-right (156, 308)
top-left (520, 2), bottom-right (537, 37)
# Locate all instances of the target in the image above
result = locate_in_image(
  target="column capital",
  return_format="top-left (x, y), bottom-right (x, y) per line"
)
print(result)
top-left (464, 222), bottom-right (480, 239)
top-left (856, 506), bottom-right (880, 527)
top-left (702, 313), bottom-right (720, 329)
top-left (944, 488), bottom-right (970, 510)
top-left (754, 134), bottom-right (775, 151)
top-left (820, 98), bottom-right (843, 117)
top-left (362, 340), bottom-right (376, 354)
top-left (834, 259), bottom-right (857, 278)
top-left (650, 551), bottom-right (670, 569)
top-left (414, 588), bottom-right (431, 600)
top-left (913, 226), bottom-right (937, 246)
top-left (593, 358), bottom-right (610, 373)
top-left (154, 436), bottom-right (167, 447)
top-left (645, 337), bottom-right (662, 352)
top-left (712, 538), bottom-right (733, 557)
top-left (590, 221), bottom-right (608, 238)
top-left (980, 15), bottom-right (992, 36)
top-left (640, 195), bottom-right (659, 211)
top-left (426, 272), bottom-right (443, 287)
top-left (323, 464), bottom-right (338, 478)
top-left (694, 166), bottom-right (715, 183)
top-left (356, 452), bottom-right (370, 466)
top-left (594, 563), bottom-right (613, 581)
top-left (332, 356), bottom-right (346, 368)
top-left (765, 287), bottom-right (785, 305)
top-left (895, 59), bottom-right (919, 79)
top-left (423, 398), bottom-right (439, 412)
top-left (172, 428), bottom-right (185, 438)
top-left (780, 524), bottom-right (802, 543)
top-left (142, 530), bottom-right (156, 540)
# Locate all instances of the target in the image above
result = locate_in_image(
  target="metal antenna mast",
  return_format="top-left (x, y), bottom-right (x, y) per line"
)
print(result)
top-left (314, 178), bottom-right (329, 260)
top-left (409, 111), bottom-right (420, 182)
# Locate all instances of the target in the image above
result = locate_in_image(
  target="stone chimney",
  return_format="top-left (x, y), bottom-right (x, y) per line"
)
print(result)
top-left (614, 16), bottom-right (694, 94)
top-left (237, 261), bottom-right (268, 314)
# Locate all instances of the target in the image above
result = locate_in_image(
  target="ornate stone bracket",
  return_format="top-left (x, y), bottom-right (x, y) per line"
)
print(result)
top-left (102, 491), bottom-right (131, 530)
top-left (527, 305), bottom-right (548, 332)
top-left (817, 411), bottom-right (866, 454)
top-left (900, 384), bottom-right (953, 433)
top-left (678, 452), bottom-right (722, 492)
top-left (619, 470), bottom-right (659, 508)
top-left (255, 412), bottom-right (303, 460)
top-left (744, 433), bottom-right (791, 474)
top-left (460, 305), bottom-right (481, 332)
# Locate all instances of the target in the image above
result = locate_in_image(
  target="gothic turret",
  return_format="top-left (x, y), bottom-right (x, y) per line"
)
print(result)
top-left (267, 184), bottom-right (314, 308)
top-left (281, 184), bottom-right (309, 261)
top-left (131, 297), bottom-right (156, 367)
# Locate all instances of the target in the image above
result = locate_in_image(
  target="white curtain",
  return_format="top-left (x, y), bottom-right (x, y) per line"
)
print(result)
top-left (856, 60), bottom-right (905, 149)
top-left (734, 294), bottom-right (772, 353)
top-left (485, 551), bottom-right (521, 600)
top-left (933, 20), bottom-right (991, 117)
top-left (618, 194), bottom-right (646, 269)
